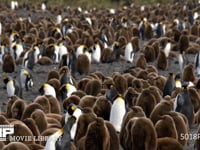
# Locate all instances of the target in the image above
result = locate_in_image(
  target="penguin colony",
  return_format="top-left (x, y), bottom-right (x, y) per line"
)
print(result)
top-left (1, 1), bottom-right (200, 150)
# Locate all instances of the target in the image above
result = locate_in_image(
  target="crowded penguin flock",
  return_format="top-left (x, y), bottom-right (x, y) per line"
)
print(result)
top-left (1, 0), bottom-right (200, 150)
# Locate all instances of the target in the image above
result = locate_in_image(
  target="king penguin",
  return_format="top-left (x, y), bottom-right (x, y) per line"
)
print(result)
top-left (109, 93), bottom-right (126, 132)
top-left (20, 68), bottom-right (33, 91)
top-left (55, 116), bottom-right (76, 150)
top-left (174, 82), bottom-right (194, 128)
top-left (2, 75), bottom-right (22, 98)
top-left (90, 41), bottom-right (101, 63)
top-left (39, 83), bottom-right (56, 98)
top-left (60, 83), bottom-right (77, 101)
top-left (124, 42), bottom-right (134, 63)
top-left (178, 50), bottom-right (189, 74)
top-left (64, 103), bottom-right (82, 140)
top-left (163, 73), bottom-right (175, 97)
top-left (44, 116), bottom-right (76, 150)
top-left (194, 50), bottom-right (200, 76)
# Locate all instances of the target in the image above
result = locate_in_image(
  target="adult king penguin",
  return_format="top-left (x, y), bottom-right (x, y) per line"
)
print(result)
top-left (194, 50), bottom-right (200, 76)
top-left (45, 116), bottom-right (76, 150)
top-left (109, 92), bottom-right (126, 132)
top-left (2, 75), bottom-right (22, 98)
top-left (20, 68), bottom-right (33, 91)
top-left (174, 82), bottom-right (194, 128)
top-left (163, 73), bottom-right (175, 97)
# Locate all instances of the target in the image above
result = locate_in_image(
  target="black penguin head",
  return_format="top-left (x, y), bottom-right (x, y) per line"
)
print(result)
top-left (67, 103), bottom-right (77, 116)
top-left (2, 75), bottom-right (9, 85)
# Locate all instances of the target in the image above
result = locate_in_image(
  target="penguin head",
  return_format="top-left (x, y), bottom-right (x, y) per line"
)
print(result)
top-left (2, 74), bottom-right (10, 85)
top-left (22, 69), bottom-right (33, 90)
top-left (39, 83), bottom-right (56, 97)
top-left (67, 103), bottom-right (77, 116)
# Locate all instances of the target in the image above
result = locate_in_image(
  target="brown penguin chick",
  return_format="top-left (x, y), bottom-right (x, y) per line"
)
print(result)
top-left (77, 54), bottom-right (90, 75)
top-left (157, 50), bottom-right (168, 70)
top-left (120, 106), bottom-right (146, 149)
top-left (46, 113), bottom-right (63, 123)
top-left (143, 45), bottom-right (155, 62)
top-left (77, 117), bottom-right (110, 150)
top-left (45, 95), bottom-right (61, 114)
top-left (195, 109), bottom-right (200, 124)
top-left (150, 100), bottom-right (173, 124)
top-left (47, 69), bottom-right (60, 81)
top-left (168, 111), bottom-right (188, 146)
top-left (188, 87), bottom-right (200, 113)
top-left (104, 120), bottom-right (120, 150)
top-left (63, 95), bottom-right (80, 110)
top-left (0, 141), bottom-right (5, 149)
top-left (74, 108), bottom-right (97, 146)
top-left (131, 78), bottom-right (144, 93)
top-left (131, 36), bottom-right (140, 51)
top-left (2, 142), bottom-right (30, 150)
top-left (157, 137), bottom-right (184, 150)
top-left (124, 117), bottom-right (157, 150)
top-left (136, 88), bottom-right (157, 117)
top-left (23, 118), bottom-right (41, 144)
top-left (11, 99), bottom-right (26, 120)
top-left (84, 79), bottom-right (102, 96)
top-left (71, 90), bottom-right (86, 99)
top-left (122, 73), bottom-right (135, 87)
top-left (27, 143), bottom-right (44, 150)
top-left (40, 128), bottom-right (60, 146)
top-left (10, 120), bottom-right (34, 144)
top-left (135, 53), bottom-right (147, 69)
top-left (2, 53), bottom-right (15, 73)
top-left (79, 95), bottom-right (97, 108)
top-left (6, 96), bottom-right (19, 118)
top-left (155, 115), bottom-right (178, 139)
top-left (47, 78), bottom-right (61, 100)
top-left (101, 47), bottom-right (116, 63)
top-left (33, 95), bottom-right (51, 113)
top-left (124, 87), bottom-right (139, 107)
top-left (182, 63), bottom-right (195, 82)
top-left (151, 75), bottom-right (166, 92)
top-left (30, 109), bottom-right (48, 134)
top-left (113, 73), bottom-right (128, 95)
top-left (46, 117), bottom-right (62, 128)
top-left (93, 96), bottom-right (112, 121)
top-left (178, 30), bottom-right (189, 54)
top-left (152, 41), bottom-right (160, 58)
top-left (21, 103), bottom-right (44, 120)
top-left (148, 86), bottom-right (163, 104)
top-left (195, 124), bottom-right (200, 149)
top-left (77, 78), bottom-right (91, 91)
top-left (136, 69), bottom-right (148, 80)
top-left (0, 115), bottom-right (9, 125)
top-left (37, 56), bottom-right (53, 65)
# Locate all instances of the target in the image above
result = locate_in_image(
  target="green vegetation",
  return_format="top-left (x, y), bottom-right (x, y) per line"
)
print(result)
top-left (3, 0), bottom-right (191, 9)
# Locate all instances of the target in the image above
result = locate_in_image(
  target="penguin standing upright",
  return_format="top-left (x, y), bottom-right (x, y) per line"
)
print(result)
top-left (64, 104), bottom-right (82, 140)
top-left (55, 116), bottom-right (76, 150)
top-left (20, 68), bottom-right (33, 91)
top-left (178, 51), bottom-right (189, 74)
top-left (39, 83), bottom-right (56, 98)
top-left (124, 42), bottom-right (134, 63)
top-left (194, 50), bottom-right (200, 76)
top-left (2, 75), bottom-right (22, 98)
top-left (174, 83), bottom-right (194, 127)
top-left (90, 41), bottom-right (101, 63)
top-left (163, 73), bottom-right (175, 97)
top-left (109, 93), bottom-right (126, 132)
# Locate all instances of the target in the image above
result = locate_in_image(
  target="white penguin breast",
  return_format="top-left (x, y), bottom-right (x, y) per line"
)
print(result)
top-left (109, 98), bottom-right (126, 132)
top-left (70, 108), bottom-right (82, 140)
top-left (7, 80), bottom-right (15, 97)
top-left (92, 45), bottom-right (101, 63)
top-left (125, 42), bottom-right (134, 63)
